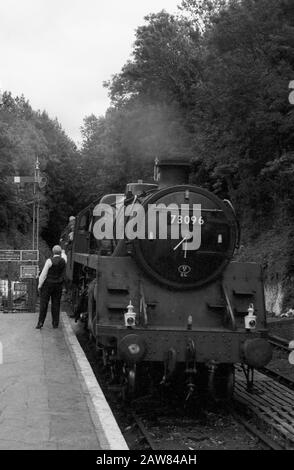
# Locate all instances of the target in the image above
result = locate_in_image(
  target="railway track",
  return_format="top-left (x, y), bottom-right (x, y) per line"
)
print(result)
top-left (257, 334), bottom-right (294, 389)
top-left (125, 338), bottom-right (294, 450)
top-left (233, 333), bottom-right (294, 449)
top-left (230, 410), bottom-right (284, 450)
top-left (268, 333), bottom-right (290, 350)
top-left (69, 313), bottom-right (293, 450)
top-left (126, 346), bottom-right (294, 450)
top-left (130, 411), bottom-right (158, 450)
top-left (128, 397), bottom-right (285, 450)
top-left (234, 366), bottom-right (294, 449)
top-left (73, 324), bottom-right (262, 449)
top-left (120, 333), bottom-right (294, 450)
top-left (103, 372), bottom-right (294, 450)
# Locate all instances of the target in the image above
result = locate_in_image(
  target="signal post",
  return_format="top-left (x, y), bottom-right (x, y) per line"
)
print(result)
top-left (0, 158), bottom-right (47, 312)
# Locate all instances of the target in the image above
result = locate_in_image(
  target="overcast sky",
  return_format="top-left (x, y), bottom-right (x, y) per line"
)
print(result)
top-left (0, 0), bottom-right (181, 146)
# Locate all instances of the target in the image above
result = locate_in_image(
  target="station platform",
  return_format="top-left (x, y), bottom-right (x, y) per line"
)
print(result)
top-left (0, 312), bottom-right (128, 450)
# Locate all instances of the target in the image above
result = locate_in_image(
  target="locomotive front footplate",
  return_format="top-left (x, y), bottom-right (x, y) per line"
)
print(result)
top-left (97, 326), bottom-right (272, 367)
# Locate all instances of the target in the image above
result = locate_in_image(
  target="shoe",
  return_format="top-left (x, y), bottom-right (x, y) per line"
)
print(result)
top-left (35, 323), bottom-right (43, 329)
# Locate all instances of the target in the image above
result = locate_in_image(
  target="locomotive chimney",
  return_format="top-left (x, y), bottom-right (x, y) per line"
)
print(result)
top-left (154, 159), bottom-right (192, 188)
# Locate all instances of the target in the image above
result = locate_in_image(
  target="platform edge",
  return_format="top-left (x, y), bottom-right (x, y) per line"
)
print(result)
top-left (61, 312), bottom-right (129, 450)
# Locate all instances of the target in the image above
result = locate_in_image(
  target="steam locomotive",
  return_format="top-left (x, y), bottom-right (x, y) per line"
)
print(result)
top-left (63, 159), bottom-right (272, 400)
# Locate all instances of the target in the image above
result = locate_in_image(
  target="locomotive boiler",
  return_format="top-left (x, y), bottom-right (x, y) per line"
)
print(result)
top-left (65, 159), bottom-right (272, 401)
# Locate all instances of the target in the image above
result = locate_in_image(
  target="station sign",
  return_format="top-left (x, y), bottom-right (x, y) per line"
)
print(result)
top-left (0, 250), bottom-right (21, 261)
top-left (14, 282), bottom-right (27, 291)
top-left (21, 250), bottom-right (39, 261)
top-left (20, 265), bottom-right (39, 279)
top-left (7, 174), bottom-right (48, 188)
top-left (0, 250), bottom-right (39, 262)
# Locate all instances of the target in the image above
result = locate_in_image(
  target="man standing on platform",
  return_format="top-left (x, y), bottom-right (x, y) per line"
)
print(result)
top-left (36, 245), bottom-right (67, 329)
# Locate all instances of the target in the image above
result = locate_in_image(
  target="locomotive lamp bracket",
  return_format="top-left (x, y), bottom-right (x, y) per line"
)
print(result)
top-left (124, 301), bottom-right (137, 328)
top-left (244, 303), bottom-right (256, 330)
top-left (187, 314), bottom-right (193, 330)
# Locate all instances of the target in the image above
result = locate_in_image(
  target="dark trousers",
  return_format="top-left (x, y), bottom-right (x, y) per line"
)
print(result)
top-left (38, 282), bottom-right (63, 326)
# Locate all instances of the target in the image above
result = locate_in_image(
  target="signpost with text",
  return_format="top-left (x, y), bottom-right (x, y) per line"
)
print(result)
top-left (0, 250), bottom-right (39, 262)
top-left (20, 265), bottom-right (39, 279)
top-left (0, 250), bottom-right (39, 312)
top-left (0, 158), bottom-right (45, 313)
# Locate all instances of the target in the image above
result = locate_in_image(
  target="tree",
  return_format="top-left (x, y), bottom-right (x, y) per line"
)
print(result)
top-left (0, 91), bottom-right (82, 251)
top-left (105, 10), bottom-right (202, 110)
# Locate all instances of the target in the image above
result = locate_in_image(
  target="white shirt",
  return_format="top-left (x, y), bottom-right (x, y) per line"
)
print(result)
top-left (38, 251), bottom-right (67, 289)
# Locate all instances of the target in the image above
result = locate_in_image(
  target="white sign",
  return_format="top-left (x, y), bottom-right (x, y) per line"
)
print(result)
top-left (20, 265), bottom-right (39, 279)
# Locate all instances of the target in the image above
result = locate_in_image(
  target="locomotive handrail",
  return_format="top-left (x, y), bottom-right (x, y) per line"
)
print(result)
top-left (222, 282), bottom-right (237, 331)
top-left (146, 207), bottom-right (224, 213)
top-left (192, 250), bottom-right (227, 255)
top-left (223, 199), bottom-right (240, 249)
top-left (139, 280), bottom-right (148, 326)
top-left (199, 208), bottom-right (224, 213)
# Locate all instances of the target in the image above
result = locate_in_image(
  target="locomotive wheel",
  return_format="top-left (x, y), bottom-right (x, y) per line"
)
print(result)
top-left (208, 364), bottom-right (235, 402)
top-left (87, 280), bottom-right (97, 336)
top-left (121, 363), bottom-right (154, 400)
top-left (71, 285), bottom-right (79, 314)
top-left (128, 367), bottom-right (136, 395)
top-left (121, 365), bottom-right (137, 401)
top-left (102, 349), bottom-right (108, 368)
top-left (216, 364), bottom-right (235, 401)
top-left (163, 348), bottom-right (177, 383)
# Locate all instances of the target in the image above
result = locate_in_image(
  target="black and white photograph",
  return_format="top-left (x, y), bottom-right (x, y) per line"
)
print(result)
top-left (0, 0), bottom-right (293, 459)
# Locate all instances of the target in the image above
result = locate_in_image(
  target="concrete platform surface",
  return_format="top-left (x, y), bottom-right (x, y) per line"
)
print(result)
top-left (0, 312), bottom-right (127, 450)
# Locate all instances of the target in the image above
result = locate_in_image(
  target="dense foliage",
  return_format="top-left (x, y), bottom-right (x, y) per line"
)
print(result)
top-left (79, 0), bottom-right (294, 308)
top-left (0, 92), bottom-right (81, 260)
top-left (81, 0), bottom-right (294, 216)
